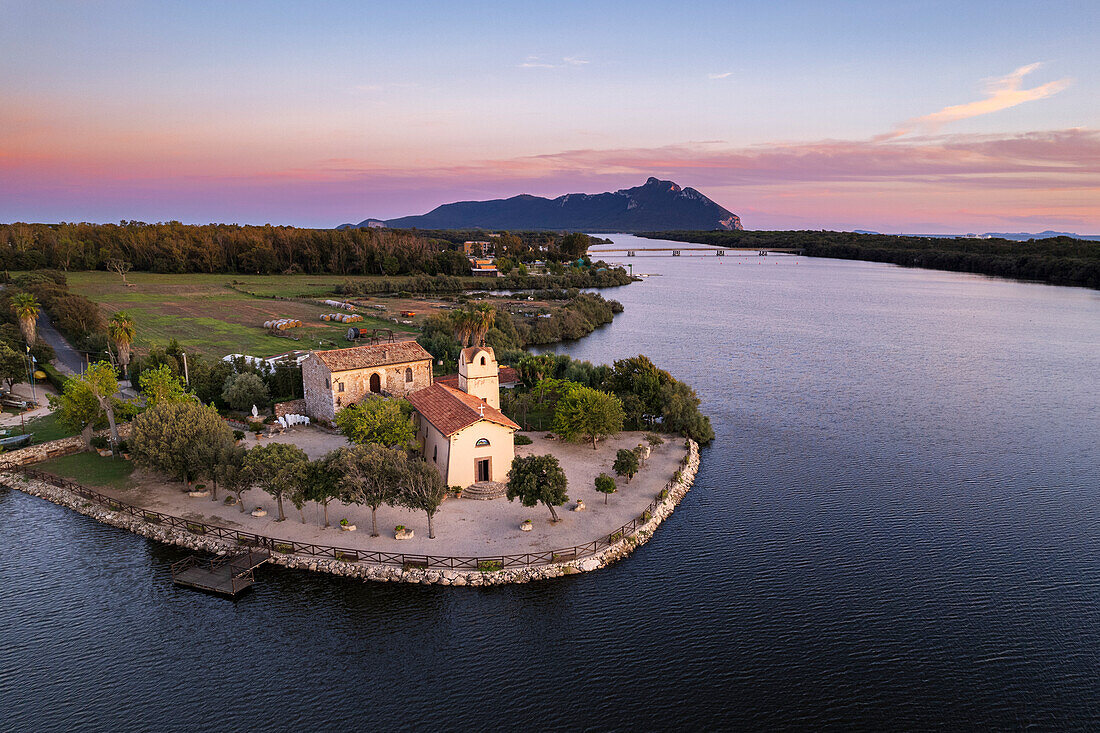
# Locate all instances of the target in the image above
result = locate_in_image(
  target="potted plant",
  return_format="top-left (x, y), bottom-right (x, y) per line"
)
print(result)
top-left (394, 524), bottom-right (413, 540)
top-left (233, 430), bottom-right (245, 445)
top-left (339, 518), bottom-right (356, 532)
top-left (520, 519), bottom-right (533, 532)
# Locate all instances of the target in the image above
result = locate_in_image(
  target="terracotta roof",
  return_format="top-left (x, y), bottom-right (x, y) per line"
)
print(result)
top-left (408, 383), bottom-right (519, 436)
top-left (312, 341), bottom-right (432, 373)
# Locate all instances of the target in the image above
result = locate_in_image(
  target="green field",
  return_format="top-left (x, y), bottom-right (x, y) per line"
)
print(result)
top-left (59, 272), bottom-right (420, 359)
top-left (36, 452), bottom-right (135, 490)
top-left (20, 411), bottom-right (79, 444)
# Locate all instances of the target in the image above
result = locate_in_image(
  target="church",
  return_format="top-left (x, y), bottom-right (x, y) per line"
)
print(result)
top-left (302, 341), bottom-right (518, 487)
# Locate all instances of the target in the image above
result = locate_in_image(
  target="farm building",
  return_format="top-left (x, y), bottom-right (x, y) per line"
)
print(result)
top-left (301, 341), bottom-right (433, 423)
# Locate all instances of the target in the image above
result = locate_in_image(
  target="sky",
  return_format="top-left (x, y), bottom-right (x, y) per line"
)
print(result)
top-left (2, 0), bottom-right (1098, 233)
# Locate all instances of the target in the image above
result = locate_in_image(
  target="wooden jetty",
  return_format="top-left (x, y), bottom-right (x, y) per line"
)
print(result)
top-left (171, 549), bottom-right (272, 597)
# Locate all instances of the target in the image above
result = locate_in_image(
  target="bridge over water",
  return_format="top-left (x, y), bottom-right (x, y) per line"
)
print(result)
top-left (588, 246), bottom-right (803, 257)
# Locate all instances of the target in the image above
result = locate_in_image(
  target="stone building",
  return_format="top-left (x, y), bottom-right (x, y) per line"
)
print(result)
top-left (301, 341), bottom-right (433, 423)
top-left (407, 347), bottom-right (519, 486)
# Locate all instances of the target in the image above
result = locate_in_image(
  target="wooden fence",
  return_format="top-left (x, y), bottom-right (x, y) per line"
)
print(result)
top-left (5, 460), bottom-right (688, 571)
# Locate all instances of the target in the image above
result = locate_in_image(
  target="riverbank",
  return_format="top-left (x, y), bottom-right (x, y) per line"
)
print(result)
top-left (638, 230), bottom-right (1100, 289)
top-left (0, 439), bottom-right (698, 586)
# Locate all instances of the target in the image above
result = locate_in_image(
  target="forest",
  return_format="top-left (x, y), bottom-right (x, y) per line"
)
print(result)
top-left (640, 230), bottom-right (1100, 289)
top-left (0, 222), bottom-right (604, 276)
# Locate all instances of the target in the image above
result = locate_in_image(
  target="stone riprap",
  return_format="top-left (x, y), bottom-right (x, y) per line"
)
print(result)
top-left (0, 440), bottom-right (699, 586)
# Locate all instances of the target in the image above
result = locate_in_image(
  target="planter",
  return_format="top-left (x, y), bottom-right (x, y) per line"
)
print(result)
top-left (96, 448), bottom-right (113, 457)
top-left (394, 527), bottom-right (414, 540)
top-left (251, 508), bottom-right (267, 517)
top-left (340, 524), bottom-right (357, 532)
top-left (520, 521), bottom-right (533, 532)
top-left (121, 453), bottom-right (131, 461)
top-left (573, 500), bottom-right (586, 512)
top-left (187, 490), bottom-right (210, 498)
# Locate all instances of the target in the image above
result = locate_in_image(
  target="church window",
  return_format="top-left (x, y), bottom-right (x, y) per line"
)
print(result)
top-left (433, 445), bottom-right (438, 461)
top-left (325, 377), bottom-right (330, 389)
top-left (480, 356), bottom-right (486, 365)
top-left (405, 367), bottom-right (413, 382)
top-left (338, 382), bottom-right (344, 392)
top-left (475, 438), bottom-right (490, 447)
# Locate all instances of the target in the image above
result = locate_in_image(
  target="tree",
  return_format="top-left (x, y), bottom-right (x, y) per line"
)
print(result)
top-left (450, 309), bottom-right (478, 348)
top-left (659, 380), bottom-right (715, 444)
top-left (517, 353), bottom-right (555, 388)
top-left (558, 232), bottom-right (590, 259)
top-left (106, 258), bottom-right (132, 284)
top-left (221, 372), bottom-right (269, 412)
top-left (506, 453), bottom-right (569, 522)
top-left (336, 444), bottom-right (403, 536)
top-left (0, 343), bottom-right (25, 389)
top-left (139, 363), bottom-right (187, 407)
top-left (335, 397), bottom-right (415, 448)
top-left (305, 452), bottom-right (343, 528)
top-left (49, 376), bottom-right (103, 448)
top-left (243, 442), bottom-right (309, 522)
top-left (130, 399), bottom-right (234, 486)
top-left (595, 473), bottom-right (617, 504)
top-left (552, 385), bottom-right (624, 449)
top-left (10, 292), bottom-right (39, 347)
top-left (106, 312), bottom-right (136, 379)
top-left (613, 448), bottom-right (640, 484)
top-left (215, 444), bottom-right (251, 512)
top-left (397, 459), bottom-right (447, 539)
top-left (471, 303), bottom-right (496, 347)
top-left (84, 361), bottom-right (121, 448)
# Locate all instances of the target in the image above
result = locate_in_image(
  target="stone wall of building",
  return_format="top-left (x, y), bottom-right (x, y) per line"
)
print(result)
top-left (302, 354), bottom-right (432, 424)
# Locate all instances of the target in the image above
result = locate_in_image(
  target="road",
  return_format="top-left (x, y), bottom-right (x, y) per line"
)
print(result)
top-left (36, 313), bottom-right (84, 375)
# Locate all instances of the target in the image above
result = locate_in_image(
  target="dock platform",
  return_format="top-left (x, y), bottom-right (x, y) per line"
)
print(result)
top-left (171, 549), bottom-right (271, 597)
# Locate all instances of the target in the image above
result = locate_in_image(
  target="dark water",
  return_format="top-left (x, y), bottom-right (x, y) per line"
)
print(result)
top-left (3, 235), bottom-right (1099, 730)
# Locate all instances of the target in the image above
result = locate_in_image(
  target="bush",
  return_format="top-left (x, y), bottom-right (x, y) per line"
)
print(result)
top-left (221, 372), bottom-right (270, 411)
top-left (90, 435), bottom-right (108, 450)
top-left (514, 434), bottom-right (533, 445)
top-left (233, 430), bottom-right (245, 441)
top-left (40, 363), bottom-right (69, 392)
top-left (115, 440), bottom-right (129, 453)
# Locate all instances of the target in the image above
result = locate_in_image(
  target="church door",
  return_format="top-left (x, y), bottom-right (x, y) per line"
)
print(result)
top-left (476, 458), bottom-right (491, 482)
top-left (369, 373), bottom-right (381, 393)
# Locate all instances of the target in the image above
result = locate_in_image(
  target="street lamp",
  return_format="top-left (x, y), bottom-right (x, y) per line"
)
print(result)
top-left (25, 345), bottom-right (37, 405)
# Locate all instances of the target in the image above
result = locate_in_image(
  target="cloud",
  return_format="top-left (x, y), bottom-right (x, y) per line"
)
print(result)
top-left (707, 72), bottom-right (732, 80)
top-left (877, 63), bottom-right (1071, 140)
top-left (519, 55), bottom-right (588, 69)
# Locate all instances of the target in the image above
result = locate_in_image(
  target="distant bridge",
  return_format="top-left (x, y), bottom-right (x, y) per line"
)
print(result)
top-left (588, 247), bottom-right (803, 257)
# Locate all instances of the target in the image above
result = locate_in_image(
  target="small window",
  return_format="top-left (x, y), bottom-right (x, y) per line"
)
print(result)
top-left (433, 445), bottom-right (438, 462)
top-left (480, 356), bottom-right (486, 366)
top-left (338, 382), bottom-right (344, 392)
top-left (475, 438), bottom-right (490, 447)
top-left (405, 367), bottom-right (413, 383)
top-left (325, 377), bottom-right (330, 389)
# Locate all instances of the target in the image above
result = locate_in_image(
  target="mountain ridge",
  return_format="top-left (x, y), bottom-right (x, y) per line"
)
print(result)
top-left (340, 178), bottom-right (742, 232)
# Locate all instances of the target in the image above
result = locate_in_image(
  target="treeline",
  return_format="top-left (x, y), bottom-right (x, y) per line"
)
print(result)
top-left (416, 292), bottom-right (624, 369)
top-left (640, 230), bottom-right (1100, 289)
top-left (0, 221), bottom-right (613, 276)
top-left (501, 353), bottom-right (714, 444)
top-left (335, 268), bottom-right (634, 297)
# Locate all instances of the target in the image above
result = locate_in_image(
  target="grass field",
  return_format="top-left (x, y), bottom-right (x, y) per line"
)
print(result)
top-left (21, 411), bottom-right (79, 443)
top-left (36, 452), bottom-right (135, 490)
top-left (59, 272), bottom-right (424, 359)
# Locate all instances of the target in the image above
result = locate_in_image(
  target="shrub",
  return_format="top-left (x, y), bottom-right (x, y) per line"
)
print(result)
top-left (115, 440), bottom-right (129, 453)
top-left (233, 430), bottom-right (245, 441)
top-left (477, 559), bottom-right (502, 572)
top-left (90, 435), bottom-right (108, 450)
top-left (513, 434), bottom-right (533, 445)
top-left (274, 543), bottom-right (294, 554)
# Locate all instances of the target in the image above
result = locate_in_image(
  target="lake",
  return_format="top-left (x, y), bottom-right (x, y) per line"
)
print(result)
top-left (3, 234), bottom-right (1099, 730)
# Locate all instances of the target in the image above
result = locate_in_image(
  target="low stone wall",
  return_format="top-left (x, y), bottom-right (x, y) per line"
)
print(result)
top-left (1, 439), bottom-right (700, 586)
top-left (0, 424), bottom-right (132, 467)
top-left (273, 399), bottom-right (307, 418)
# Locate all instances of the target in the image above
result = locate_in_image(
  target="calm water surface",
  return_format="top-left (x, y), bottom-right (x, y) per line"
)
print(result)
top-left (3, 235), bottom-right (1099, 730)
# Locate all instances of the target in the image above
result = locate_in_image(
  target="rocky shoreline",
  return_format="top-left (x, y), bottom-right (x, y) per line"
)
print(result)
top-left (0, 440), bottom-right (698, 586)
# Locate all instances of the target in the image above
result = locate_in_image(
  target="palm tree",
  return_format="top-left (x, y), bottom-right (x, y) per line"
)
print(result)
top-left (10, 293), bottom-right (39, 347)
top-left (107, 312), bottom-right (136, 379)
top-left (451, 310), bottom-right (477, 348)
top-left (473, 303), bottom-right (496, 347)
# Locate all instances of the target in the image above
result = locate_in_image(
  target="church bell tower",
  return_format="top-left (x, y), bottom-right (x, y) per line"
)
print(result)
top-left (458, 347), bottom-right (500, 409)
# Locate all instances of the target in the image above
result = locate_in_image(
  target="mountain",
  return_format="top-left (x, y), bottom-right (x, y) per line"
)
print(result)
top-left (981, 230), bottom-right (1100, 242)
top-left (352, 178), bottom-right (742, 232)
